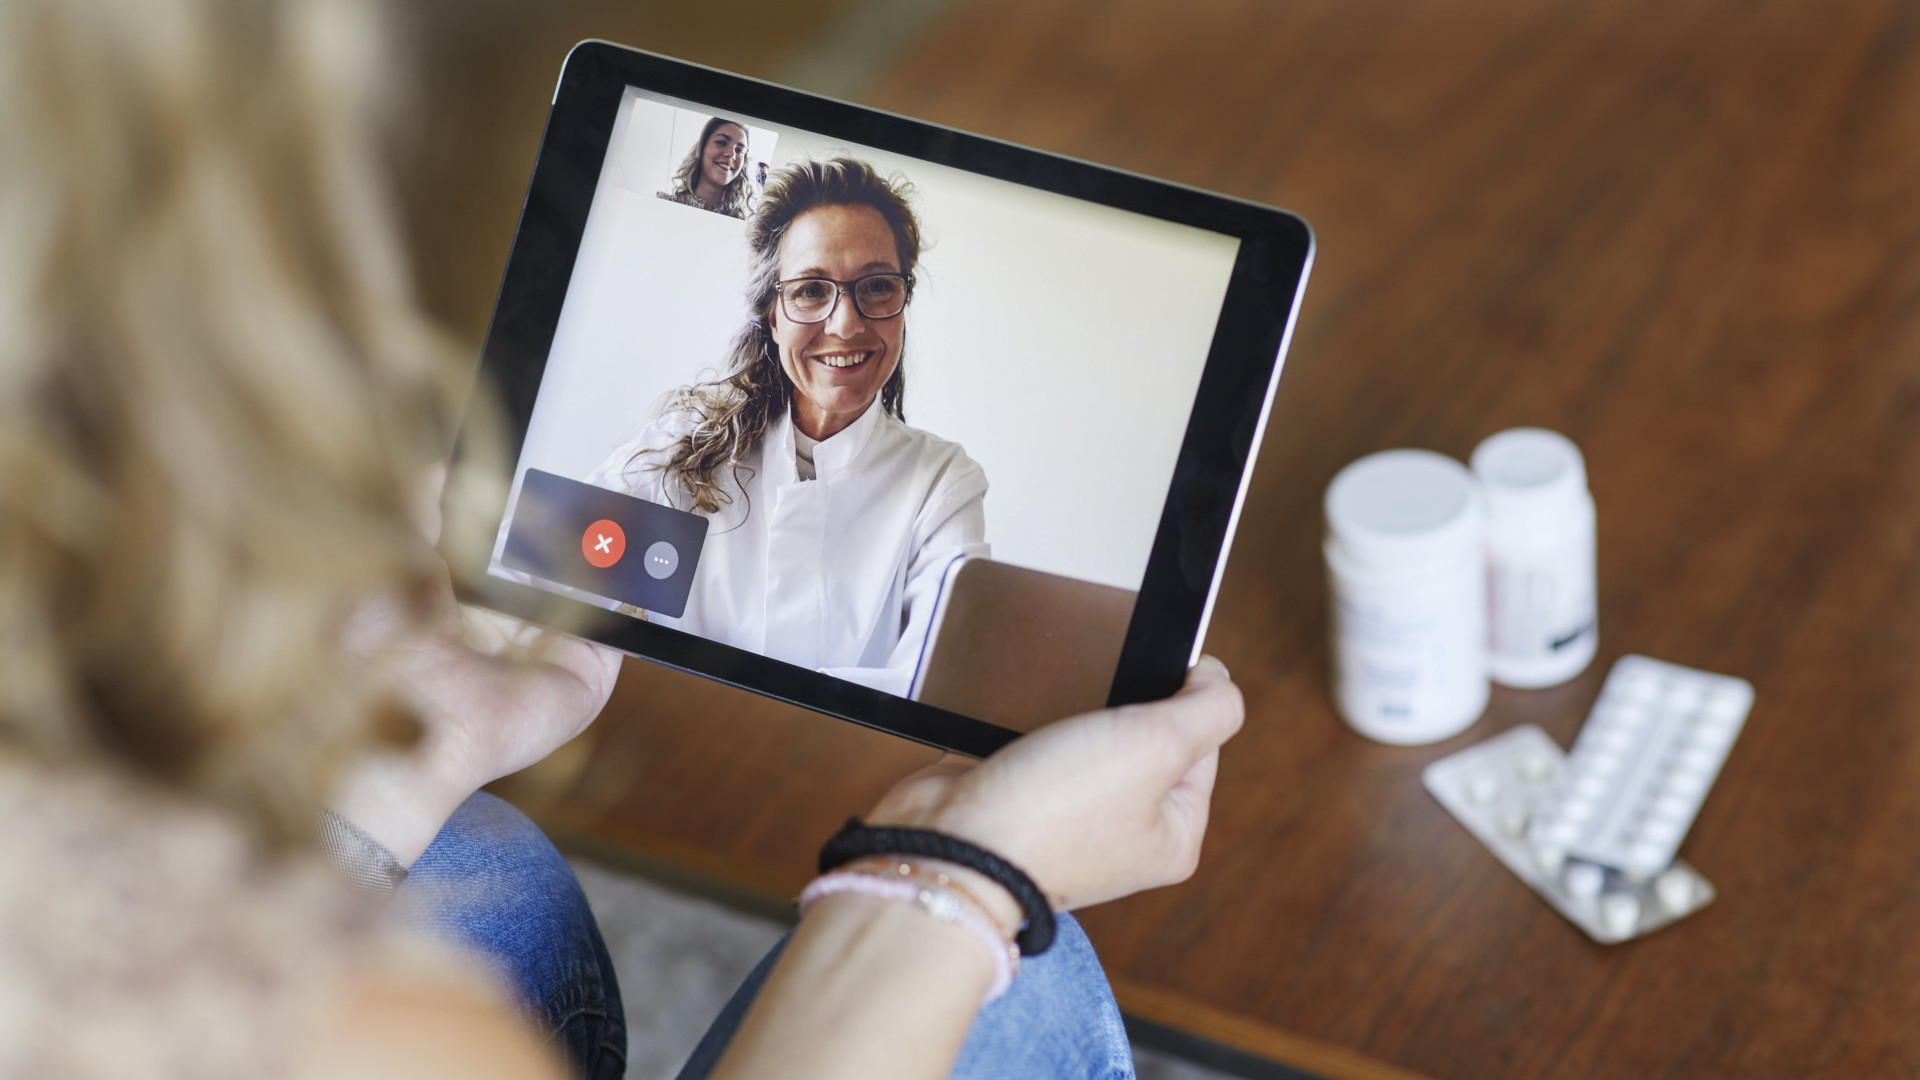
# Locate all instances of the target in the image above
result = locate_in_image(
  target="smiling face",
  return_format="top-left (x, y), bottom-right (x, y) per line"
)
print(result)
top-left (770, 204), bottom-right (906, 441)
top-left (699, 123), bottom-right (748, 192)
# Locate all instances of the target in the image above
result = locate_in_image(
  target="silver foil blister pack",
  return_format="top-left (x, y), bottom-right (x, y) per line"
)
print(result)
top-left (1527, 655), bottom-right (1751, 878)
top-left (1423, 723), bottom-right (1716, 943)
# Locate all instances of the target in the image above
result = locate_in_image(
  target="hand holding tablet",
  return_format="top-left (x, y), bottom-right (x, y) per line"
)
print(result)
top-left (866, 657), bottom-right (1244, 912)
top-left (446, 41), bottom-right (1313, 755)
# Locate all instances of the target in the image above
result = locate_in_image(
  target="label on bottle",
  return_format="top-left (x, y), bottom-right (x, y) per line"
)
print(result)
top-left (1486, 531), bottom-right (1597, 682)
top-left (1329, 562), bottom-right (1487, 744)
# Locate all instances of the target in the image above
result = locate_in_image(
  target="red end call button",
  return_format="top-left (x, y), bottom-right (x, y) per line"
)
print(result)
top-left (582, 519), bottom-right (626, 568)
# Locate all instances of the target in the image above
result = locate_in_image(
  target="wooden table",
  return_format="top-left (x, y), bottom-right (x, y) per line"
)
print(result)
top-left (469, 1), bottom-right (1920, 1076)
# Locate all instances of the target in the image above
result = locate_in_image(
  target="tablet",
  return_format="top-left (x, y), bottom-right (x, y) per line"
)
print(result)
top-left (445, 41), bottom-right (1314, 758)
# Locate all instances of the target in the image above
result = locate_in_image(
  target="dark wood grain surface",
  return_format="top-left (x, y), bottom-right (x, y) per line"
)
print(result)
top-left (454, 2), bottom-right (1920, 1077)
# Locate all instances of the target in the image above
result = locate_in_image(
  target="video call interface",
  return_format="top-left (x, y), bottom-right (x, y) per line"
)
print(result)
top-left (493, 86), bottom-right (1242, 702)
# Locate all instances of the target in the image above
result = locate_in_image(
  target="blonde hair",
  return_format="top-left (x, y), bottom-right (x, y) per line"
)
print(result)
top-left (0, 0), bottom-right (475, 841)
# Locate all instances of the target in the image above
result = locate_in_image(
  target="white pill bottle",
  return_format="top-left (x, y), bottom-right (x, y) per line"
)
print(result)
top-left (1470, 428), bottom-right (1598, 688)
top-left (1324, 450), bottom-right (1488, 744)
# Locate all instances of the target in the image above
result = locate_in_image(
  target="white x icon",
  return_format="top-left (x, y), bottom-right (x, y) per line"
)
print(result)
top-left (594, 534), bottom-right (613, 553)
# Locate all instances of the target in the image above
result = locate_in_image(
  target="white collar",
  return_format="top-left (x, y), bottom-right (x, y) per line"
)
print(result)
top-left (778, 396), bottom-right (888, 482)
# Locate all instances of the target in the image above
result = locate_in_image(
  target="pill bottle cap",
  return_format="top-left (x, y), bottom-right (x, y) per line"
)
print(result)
top-left (1470, 428), bottom-right (1589, 527)
top-left (1325, 449), bottom-right (1481, 570)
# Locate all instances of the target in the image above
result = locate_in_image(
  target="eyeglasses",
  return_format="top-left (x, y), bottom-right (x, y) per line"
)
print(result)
top-left (775, 273), bottom-right (909, 323)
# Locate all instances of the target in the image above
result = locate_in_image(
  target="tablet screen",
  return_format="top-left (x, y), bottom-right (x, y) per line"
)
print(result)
top-left (488, 83), bottom-right (1244, 703)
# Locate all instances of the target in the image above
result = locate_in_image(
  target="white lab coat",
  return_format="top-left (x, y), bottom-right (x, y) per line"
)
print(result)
top-left (587, 397), bottom-right (988, 697)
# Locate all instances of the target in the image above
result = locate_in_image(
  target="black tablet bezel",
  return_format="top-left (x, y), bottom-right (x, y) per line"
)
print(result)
top-left (446, 41), bottom-right (1314, 759)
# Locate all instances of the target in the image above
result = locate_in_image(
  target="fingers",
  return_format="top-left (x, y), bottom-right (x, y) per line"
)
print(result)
top-left (1127, 656), bottom-right (1244, 763)
top-left (459, 605), bottom-right (539, 655)
top-left (895, 753), bottom-right (975, 790)
top-left (531, 634), bottom-right (624, 688)
top-left (584, 642), bottom-right (625, 689)
top-left (538, 638), bottom-right (624, 711)
top-left (1191, 654), bottom-right (1231, 684)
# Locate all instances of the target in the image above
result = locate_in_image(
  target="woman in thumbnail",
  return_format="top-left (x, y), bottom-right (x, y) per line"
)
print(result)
top-left (593, 158), bottom-right (986, 697)
top-left (657, 116), bottom-right (754, 218)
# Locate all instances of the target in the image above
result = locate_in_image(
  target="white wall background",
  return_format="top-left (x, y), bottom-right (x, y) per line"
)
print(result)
top-left (515, 87), bottom-right (1239, 591)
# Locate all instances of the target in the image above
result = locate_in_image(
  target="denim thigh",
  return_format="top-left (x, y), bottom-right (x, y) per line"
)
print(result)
top-left (400, 791), bottom-right (627, 1080)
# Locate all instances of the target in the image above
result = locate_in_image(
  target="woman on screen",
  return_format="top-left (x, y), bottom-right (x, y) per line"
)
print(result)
top-left (657, 116), bottom-right (754, 218)
top-left (593, 158), bottom-right (986, 697)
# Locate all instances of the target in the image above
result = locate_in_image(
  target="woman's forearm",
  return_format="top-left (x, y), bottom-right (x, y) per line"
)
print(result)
top-left (710, 893), bottom-right (995, 1080)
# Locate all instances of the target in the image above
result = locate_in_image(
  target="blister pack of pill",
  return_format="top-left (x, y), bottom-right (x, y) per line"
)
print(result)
top-left (1423, 723), bottom-right (1715, 943)
top-left (1526, 655), bottom-right (1752, 878)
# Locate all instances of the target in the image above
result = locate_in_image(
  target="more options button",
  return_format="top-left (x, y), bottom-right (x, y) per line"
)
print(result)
top-left (643, 541), bottom-right (679, 580)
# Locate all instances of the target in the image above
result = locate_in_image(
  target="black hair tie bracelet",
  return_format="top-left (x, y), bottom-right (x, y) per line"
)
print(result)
top-left (819, 817), bottom-right (1056, 956)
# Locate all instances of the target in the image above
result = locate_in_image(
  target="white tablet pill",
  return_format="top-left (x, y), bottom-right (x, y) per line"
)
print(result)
top-left (1468, 772), bottom-right (1500, 804)
top-left (1663, 682), bottom-right (1705, 712)
top-left (1654, 868), bottom-right (1695, 911)
top-left (1688, 723), bottom-right (1735, 749)
top-left (1699, 700), bottom-right (1744, 726)
top-left (1565, 862), bottom-right (1605, 900)
top-left (1601, 892), bottom-right (1641, 936)
top-left (1499, 808), bottom-right (1529, 837)
top-left (1519, 750), bottom-right (1555, 781)
top-left (1561, 797), bottom-right (1596, 823)
top-left (1652, 793), bottom-right (1692, 819)
top-left (1608, 703), bottom-right (1651, 728)
top-left (1637, 817), bottom-right (1684, 845)
top-left (1533, 843), bottom-right (1567, 875)
top-left (1618, 674), bottom-right (1659, 702)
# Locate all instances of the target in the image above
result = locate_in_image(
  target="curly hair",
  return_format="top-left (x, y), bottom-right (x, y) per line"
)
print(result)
top-left (646, 157), bottom-right (921, 515)
top-left (0, 0), bottom-right (475, 843)
top-left (668, 116), bottom-right (755, 219)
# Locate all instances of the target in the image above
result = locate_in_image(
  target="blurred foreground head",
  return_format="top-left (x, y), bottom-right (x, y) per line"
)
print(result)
top-left (0, 0), bottom-right (471, 838)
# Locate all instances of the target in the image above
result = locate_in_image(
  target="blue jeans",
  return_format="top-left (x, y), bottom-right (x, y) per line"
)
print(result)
top-left (406, 793), bottom-right (1134, 1080)
top-left (402, 792), bottom-right (628, 1080)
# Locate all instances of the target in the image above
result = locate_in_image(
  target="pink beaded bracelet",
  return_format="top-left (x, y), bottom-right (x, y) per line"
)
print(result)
top-left (799, 870), bottom-right (1020, 1003)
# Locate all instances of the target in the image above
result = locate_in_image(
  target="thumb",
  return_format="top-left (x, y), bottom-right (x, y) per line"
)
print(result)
top-left (1152, 655), bottom-right (1245, 756)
